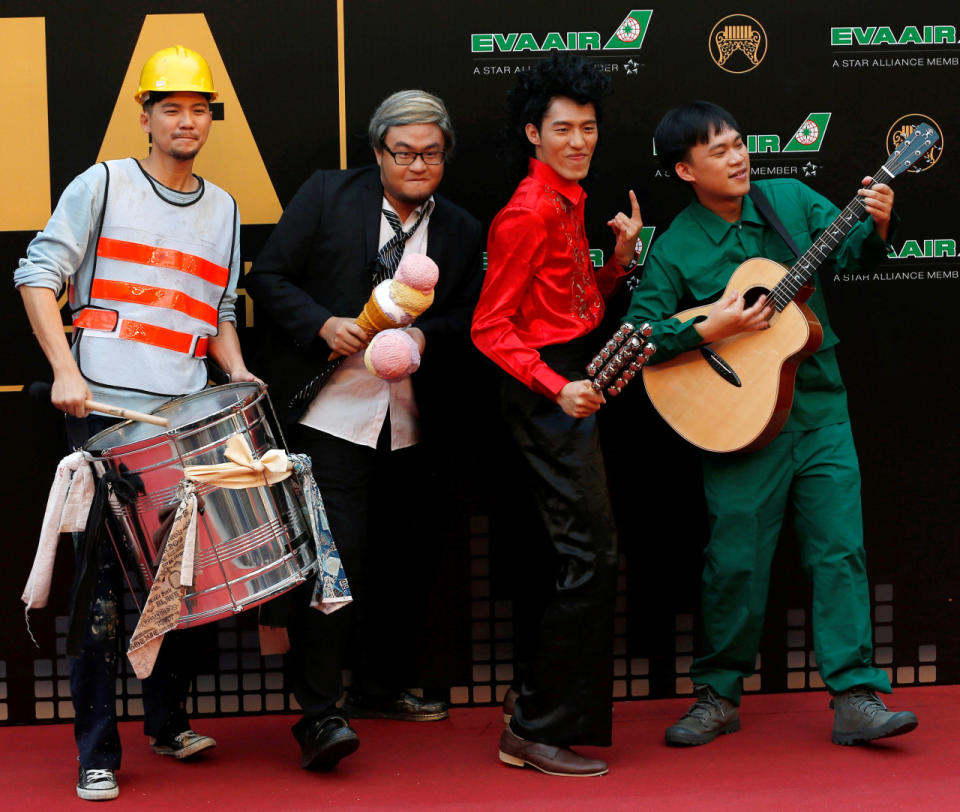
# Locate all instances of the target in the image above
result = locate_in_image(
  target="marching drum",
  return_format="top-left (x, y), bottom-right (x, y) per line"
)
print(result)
top-left (84, 383), bottom-right (316, 628)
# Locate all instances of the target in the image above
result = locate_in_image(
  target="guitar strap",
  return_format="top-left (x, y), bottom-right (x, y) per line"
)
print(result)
top-left (748, 185), bottom-right (803, 260)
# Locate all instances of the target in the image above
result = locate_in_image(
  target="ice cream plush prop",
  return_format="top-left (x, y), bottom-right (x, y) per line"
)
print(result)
top-left (329, 253), bottom-right (439, 359)
top-left (364, 329), bottom-right (421, 382)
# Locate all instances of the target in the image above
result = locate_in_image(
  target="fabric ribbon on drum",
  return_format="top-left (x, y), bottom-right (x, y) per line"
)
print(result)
top-left (22, 450), bottom-right (96, 612)
top-left (289, 453), bottom-right (352, 614)
top-left (182, 433), bottom-right (291, 488)
top-left (258, 453), bottom-right (352, 655)
top-left (127, 479), bottom-right (198, 679)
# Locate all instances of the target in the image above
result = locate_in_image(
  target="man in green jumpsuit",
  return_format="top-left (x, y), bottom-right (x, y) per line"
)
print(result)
top-left (624, 101), bottom-right (918, 747)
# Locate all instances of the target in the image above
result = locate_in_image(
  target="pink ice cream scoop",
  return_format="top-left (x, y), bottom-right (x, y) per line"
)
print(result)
top-left (394, 253), bottom-right (439, 291)
top-left (363, 329), bottom-right (421, 382)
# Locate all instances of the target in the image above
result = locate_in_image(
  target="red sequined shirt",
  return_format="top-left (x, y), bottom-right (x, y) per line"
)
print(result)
top-left (471, 158), bottom-right (626, 399)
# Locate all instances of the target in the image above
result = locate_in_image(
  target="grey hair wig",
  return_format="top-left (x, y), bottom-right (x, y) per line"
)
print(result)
top-left (368, 89), bottom-right (455, 156)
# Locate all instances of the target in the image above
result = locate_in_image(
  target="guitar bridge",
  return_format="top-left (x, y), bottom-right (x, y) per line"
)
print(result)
top-left (700, 347), bottom-right (742, 387)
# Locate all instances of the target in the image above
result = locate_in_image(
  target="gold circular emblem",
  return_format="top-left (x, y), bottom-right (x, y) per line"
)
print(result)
top-left (709, 14), bottom-right (768, 74)
top-left (886, 114), bottom-right (943, 173)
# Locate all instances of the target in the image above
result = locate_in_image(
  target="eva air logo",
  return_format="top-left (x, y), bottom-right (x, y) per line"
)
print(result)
top-left (605, 11), bottom-right (653, 49)
top-left (738, 113), bottom-right (832, 154)
top-left (783, 113), bottom-right (831, 152)
top-left (470, 10), bottom-right (653, 53)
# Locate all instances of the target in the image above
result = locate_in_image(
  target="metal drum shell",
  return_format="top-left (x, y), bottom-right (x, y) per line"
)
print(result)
top-left (84, 383), bottom-right (316, 628)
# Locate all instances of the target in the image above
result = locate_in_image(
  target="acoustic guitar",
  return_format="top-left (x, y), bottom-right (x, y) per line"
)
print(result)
top-left (642, 124), bottom-right (939, 453)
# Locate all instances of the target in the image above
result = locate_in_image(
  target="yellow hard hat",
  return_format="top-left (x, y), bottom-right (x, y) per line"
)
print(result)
top-left (135, 45), bottom-right (217, 104)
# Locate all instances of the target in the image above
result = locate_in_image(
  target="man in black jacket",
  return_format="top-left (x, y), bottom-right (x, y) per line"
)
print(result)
top-left (245, 89), bottom-right (483, 769)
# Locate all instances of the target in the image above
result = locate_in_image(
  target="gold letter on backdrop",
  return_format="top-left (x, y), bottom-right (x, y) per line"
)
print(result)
top-left (97, 13), bottom-right (282, 224)
top-left (0, 18), bottom-right (51, 232)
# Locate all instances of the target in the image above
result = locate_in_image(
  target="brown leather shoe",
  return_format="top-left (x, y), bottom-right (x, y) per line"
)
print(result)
top-left (502, 688), bottom-right (519, 724)
top-left (498, 727), bottom-right (608, 777)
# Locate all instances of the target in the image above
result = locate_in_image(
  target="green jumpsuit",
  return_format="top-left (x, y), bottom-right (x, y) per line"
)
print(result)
top-left (625, 178), bottom-right (892, 703)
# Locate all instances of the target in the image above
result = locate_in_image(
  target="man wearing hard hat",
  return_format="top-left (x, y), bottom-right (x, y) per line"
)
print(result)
top-left (15, 45), bottom-right (257, 801)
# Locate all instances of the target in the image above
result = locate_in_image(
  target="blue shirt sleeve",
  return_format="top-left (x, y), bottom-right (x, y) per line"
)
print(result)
top-left (13, 165), bottom-right (106, 293)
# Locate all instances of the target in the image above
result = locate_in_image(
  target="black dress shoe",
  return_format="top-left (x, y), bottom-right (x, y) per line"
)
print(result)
top-left (292, 716), bottom-right (360, 770)
top-left (348, 690), bottom-right (449, 721)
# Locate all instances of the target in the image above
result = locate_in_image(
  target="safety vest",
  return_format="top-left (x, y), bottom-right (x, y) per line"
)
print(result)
top-left (72, 159), bottom-right (237, 397)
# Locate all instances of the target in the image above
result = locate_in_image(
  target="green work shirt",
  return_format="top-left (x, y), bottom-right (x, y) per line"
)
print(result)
top-left (624, 179), bottom-right (893, 432)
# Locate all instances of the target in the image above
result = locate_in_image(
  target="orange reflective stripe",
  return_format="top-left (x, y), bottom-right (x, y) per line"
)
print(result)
top-left (90, 278), bottom-right (218, 327)
top-left (74, 308), bottom-right (118, 331)
top-left (97, 236), bottom-right (230, 288)
top-left (194, 337), bottom-right (208, 358)
top-left (118, 320), bottom-right (196, 354)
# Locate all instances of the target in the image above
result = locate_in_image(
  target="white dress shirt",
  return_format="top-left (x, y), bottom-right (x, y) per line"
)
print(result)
top-left (298, 197), bottom-right (434, 450)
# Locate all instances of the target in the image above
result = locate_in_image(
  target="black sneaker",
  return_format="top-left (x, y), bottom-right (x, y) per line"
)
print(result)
top-left (77, 767), bottom-right (119, 801)
top-left (831, 687), bottom-right (918, 745)
top-left (665, 684), bottom-right (741, 746)
top-left (151, 729), bottom-right (217, 759)
top-left (348, 690), bottom-right (449, 721)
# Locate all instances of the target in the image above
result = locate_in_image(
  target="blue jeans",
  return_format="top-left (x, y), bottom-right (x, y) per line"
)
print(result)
top-left (66, 414), bottom-right (195, 769)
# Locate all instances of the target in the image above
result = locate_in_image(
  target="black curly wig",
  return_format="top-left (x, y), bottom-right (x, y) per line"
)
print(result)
top-left (502, 52), bottom-right (611, 183)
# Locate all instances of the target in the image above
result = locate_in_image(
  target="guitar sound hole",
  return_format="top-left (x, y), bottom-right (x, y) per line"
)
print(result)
top-left (743, 286), bottom-right (770, 308)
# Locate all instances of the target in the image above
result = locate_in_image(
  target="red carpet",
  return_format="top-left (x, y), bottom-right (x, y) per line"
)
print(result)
top-left (5, 686), bottom-right (955, 809)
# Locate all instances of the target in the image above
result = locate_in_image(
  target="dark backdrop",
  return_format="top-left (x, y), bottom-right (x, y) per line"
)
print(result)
top-left (1, 1), bottom-right (956, 725)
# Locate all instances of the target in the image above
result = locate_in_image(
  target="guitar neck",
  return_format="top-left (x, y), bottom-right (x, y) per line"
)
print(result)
top-left (768, 176), bottom-right (880, 311)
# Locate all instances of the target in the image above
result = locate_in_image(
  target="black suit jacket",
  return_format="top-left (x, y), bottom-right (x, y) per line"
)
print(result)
top-left (245, 165), bottom-right (485, 435)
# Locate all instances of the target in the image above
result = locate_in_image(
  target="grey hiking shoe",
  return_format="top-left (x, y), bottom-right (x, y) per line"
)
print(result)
top-left (831, 687), bottom-right (918, 745)
top-left (665, 684), bottom-right (740, 746)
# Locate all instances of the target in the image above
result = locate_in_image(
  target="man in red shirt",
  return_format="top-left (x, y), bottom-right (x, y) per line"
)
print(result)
top-left (471, 53), bottom-right (644, 777)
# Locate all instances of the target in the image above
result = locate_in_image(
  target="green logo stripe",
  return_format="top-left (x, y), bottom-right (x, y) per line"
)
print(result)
top-left (604, 10), bottom-right (653, 50)
top-left (783, 113), bottom-right (832, 153)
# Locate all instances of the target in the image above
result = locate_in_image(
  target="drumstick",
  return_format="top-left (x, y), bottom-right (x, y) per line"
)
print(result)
top-left (85, 399), bottom-right (170, 427)
top-left (26, 382), bottom-right (171, 427)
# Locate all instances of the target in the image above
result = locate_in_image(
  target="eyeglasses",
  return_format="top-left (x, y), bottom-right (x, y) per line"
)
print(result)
top-left (382, 144), bottom-right (446, 166)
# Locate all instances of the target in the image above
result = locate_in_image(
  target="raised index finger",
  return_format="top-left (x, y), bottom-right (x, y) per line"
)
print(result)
top-left (628, 189), bottom-right (640, 218)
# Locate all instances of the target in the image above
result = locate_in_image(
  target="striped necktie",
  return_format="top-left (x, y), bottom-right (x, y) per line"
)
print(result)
top-left (372, 206), bottom-right (428, 285)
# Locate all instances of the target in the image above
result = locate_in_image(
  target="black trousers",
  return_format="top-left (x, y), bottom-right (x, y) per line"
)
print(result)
top-left (283, 423), bottom-right (423, 723)
top-left (500, 338), bottom-right (619, 747)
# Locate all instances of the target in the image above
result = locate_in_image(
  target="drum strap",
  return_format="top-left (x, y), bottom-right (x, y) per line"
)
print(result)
top-left (66, 466), bottom-right (144, 657)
